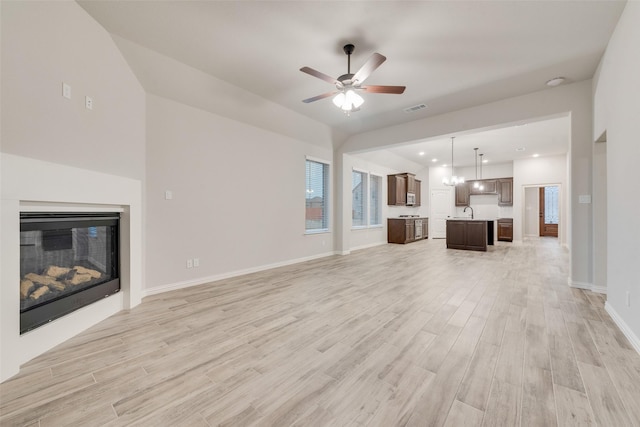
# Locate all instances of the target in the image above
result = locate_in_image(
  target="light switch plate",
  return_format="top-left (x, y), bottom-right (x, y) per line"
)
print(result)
top-left (578, 195), bottom-right (591, 204)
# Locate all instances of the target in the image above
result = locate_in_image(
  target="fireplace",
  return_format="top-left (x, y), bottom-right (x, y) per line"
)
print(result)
top-left (19, 212), bottom-right (120, 334)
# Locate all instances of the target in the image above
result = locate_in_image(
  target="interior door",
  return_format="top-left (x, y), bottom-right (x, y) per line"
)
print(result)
top-left (539, 186), bottom-right (559, 237)
top-left (431, 188), bottom-right (452, 239)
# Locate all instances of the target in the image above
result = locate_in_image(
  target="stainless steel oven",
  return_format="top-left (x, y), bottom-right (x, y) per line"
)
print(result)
top-left (414, 219), bottom-right (423, 239)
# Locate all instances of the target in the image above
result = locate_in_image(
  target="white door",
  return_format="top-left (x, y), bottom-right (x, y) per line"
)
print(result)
top-left (431, 188), bottom-right (452, 239)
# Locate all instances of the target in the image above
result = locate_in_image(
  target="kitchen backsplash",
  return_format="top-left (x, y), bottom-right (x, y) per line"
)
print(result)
top-left (454, 194), bottom-right (513, 219)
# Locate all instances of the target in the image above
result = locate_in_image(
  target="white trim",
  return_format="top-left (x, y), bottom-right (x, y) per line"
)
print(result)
top-left (568, 278), bottom-right (592, 290)
top-left (339, 250), bottom-right (351, 256)
top-left (567, 278), bottom-right (606, 294)
top-left (305, 154), bottom-right (332, 165)
top-left (304, 229), bottom-right (330, 235)
top-left (350, 241), bottom-right (387, 252)
top-left (142, 250), bottom-right (337, 297)
top-left (605, 302), bottom-right (640, 355)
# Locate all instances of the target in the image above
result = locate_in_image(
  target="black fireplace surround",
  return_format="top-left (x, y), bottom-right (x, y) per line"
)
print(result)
top-left (19, 212), bottom-right (120, 334)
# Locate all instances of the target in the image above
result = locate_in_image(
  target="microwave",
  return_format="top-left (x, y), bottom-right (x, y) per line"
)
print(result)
top-left (406, 192), bottom-right (416, 205)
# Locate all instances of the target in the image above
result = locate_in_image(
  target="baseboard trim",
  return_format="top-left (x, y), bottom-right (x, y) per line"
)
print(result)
top-left (591, 285), bottom-right (608, 294)
top-left (349, 241), bottom-right (387, 252)
top-left (142, 250), bottom-right (338, 297)
top-left (605, 302), bottom-right (640, 355)
top-left (567, 278), bottom-right (607, 295)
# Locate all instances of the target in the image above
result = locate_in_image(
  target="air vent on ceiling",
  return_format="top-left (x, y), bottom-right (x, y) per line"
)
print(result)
top-left (403, 103), bottom-right (427, 113)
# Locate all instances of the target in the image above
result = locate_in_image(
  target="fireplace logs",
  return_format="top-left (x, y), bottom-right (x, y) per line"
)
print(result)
top-left (20, 265), bottom-right (103, 306)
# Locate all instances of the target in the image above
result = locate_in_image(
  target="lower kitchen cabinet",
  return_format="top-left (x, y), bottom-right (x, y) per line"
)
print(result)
top-left (388, 218), bottom-right (428, 244)
top-left (497, 218), bottom-right (513, 242)
top-left (446, 219), bottom-right (490, 251)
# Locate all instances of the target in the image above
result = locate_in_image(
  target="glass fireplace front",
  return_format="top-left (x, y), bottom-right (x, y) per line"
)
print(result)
top-left (20, 212), bottom-right (120, 334)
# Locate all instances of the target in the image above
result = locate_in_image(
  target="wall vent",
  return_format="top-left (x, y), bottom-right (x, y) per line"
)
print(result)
top-left (403, 104), bottom-right (427, 113)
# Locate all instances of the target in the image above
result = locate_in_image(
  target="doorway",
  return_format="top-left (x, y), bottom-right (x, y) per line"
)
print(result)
top-left (539, 186), bottom-right (559, 237)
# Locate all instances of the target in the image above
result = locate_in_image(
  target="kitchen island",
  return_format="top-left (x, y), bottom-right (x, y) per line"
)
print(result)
top-left (446, 218), bottom-right (495, 251)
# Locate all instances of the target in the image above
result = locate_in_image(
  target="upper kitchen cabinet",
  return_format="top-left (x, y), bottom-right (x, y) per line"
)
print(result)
top-left (455, 183), bottom-right (470, 206)
top-left (469, 179), bottom-right (497, 195)
top-left (497, 178), bottom-right (513, 206)
top-left (388, 173), bottom-right (419, 206)
top-left (388, 174), bottom-right (407, 206)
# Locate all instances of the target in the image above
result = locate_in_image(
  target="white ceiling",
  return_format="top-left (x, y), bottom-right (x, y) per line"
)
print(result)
top-left (78, 1), bottom-right (624, 160)
top-left (377, 115), bottom-right (571, 169)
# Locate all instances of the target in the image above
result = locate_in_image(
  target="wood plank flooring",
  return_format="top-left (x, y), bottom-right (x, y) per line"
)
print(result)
top-left (2, 238), bottom-right (640, 426)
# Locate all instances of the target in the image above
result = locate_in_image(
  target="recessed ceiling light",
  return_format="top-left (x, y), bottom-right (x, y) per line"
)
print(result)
top-left (533, 153), bottom-right (540, 158)
top-left (432, 158), bottom-right (438, 162)
top-left (546, 77), bottom-right (566, 87)
top-left (419, 151), bottom-right (425, 156)
top-left (442, 164), bottom-right (447, 168)
top-left (516, 147), bottom-right (526, 152)
top-left (482, 159), bottom-right (488, 163)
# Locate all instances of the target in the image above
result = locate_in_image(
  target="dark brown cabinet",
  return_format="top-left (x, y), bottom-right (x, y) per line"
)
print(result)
top-left (469, 179), bottom-right (497, 195)
top-left (446, 219), bottom-right (491, 251)
top-left (388, 218), bottom-right (428, 244)
top-left (498, 178), bottom-right (513, 206)
top-left (387, 175), bottom-right (407, 206)
top-left (456, 177), bottom-right (513, 206)
top-left (389, 173), bottom-right (421, 206)
top-left (455, 183), bottom-right (470, 206)
top-left (497, 218), bottom-right (513, 242)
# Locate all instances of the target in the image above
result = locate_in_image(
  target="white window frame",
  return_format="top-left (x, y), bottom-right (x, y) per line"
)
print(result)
top-left (351, 169), bottom-right (384, 230)
top-left (351, 168), bottom-right (368, 229)
top-left (305, 155), bottom-right (331, 235)
top-left (369, 173), bottom-right (383, 228)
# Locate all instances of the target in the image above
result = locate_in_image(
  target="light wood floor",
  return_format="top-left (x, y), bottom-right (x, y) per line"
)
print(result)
top-left (2, 238), bottom-right (640, 426)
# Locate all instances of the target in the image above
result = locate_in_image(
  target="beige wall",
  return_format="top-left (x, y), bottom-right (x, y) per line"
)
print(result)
top-left (339, 82), bottom-right (592, 286)
top-left (593, 2), bottom-right (640, 349)
top-left (1, 1), bottom-right (145, 180)
top-left (145, 94), bottom-right (333, 292)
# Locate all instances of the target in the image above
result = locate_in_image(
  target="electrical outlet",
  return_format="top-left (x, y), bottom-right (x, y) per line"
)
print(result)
top-left (165, 190), bottom-right (173, 200)
top-left (627, 291), bottom-right (631, 307)
top-left (193, 258), bottom-right (200, 267)
top-left (186, 259), bottom-right (193, 269)
top-left (85, 96), bottom-right (93, 110)
top-left (62, 83), bottom-right (71, 99)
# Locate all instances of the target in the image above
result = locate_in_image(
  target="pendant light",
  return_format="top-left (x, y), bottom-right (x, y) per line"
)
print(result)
top-left (478, 153), bottom-right (485, 191)
top-left (442, 137), bottom-right (464, 186)
top-left (473, 148), bottom-right (480, 189)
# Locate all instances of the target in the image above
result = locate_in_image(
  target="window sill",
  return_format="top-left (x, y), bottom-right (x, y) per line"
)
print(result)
top-left (305, 229), bottom-right (330, 235)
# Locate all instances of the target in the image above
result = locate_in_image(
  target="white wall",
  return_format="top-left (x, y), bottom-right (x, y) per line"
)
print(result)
top-left (513, 155), bottom-right (568, 246)
top-left (145, 94), bottom-right (333, 292)
top-left (344, 153), bottom-right (429, 252)
top-left (0, 1), bottom-right (146, 381)
top-left (339, 82), bottom-right (593, 287)
top-left (1, 1), bottom-right (146, 180)
top-left (453, 162), bottom-right (515, 219)
top-left (593, 2), bottom-right (640, 350)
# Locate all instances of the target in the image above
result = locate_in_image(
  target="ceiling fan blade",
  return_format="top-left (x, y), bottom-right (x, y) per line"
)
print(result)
top-left (362, 85), bottom-right (406, 94)
top-left (302, 91), bottom-right (338, 103)
top-left (300, 67), bottom-right (339, 85)
top-left (352, 53), bottom-right (386, 84)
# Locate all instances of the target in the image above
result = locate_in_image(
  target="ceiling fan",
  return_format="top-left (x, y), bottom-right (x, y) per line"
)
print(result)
top-left (300, 44), bottom-right (406, 113)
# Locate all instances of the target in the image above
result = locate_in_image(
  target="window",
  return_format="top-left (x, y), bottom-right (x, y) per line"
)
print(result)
top-left (352, 170), bottom-right (367, 227)
top-left (544, 186), bottom-right (559, 224)
top-left (370, 175), bottom-right (382, 226)
top-left (305, 158), bottom-right (329, 232)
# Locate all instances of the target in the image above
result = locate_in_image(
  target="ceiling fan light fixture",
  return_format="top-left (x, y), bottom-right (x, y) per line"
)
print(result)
top-left (334, 89), bottom-right (364, 112)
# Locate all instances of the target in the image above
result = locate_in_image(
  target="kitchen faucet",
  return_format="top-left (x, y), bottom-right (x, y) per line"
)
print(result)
top-left (464, 206), bottom-right (474, 219)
